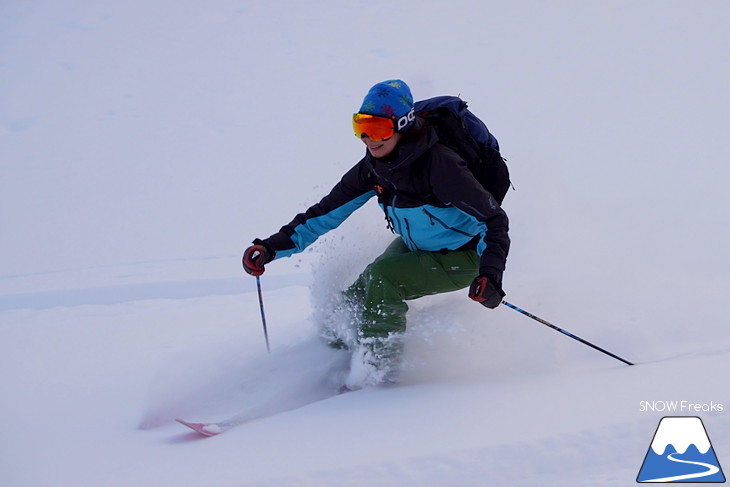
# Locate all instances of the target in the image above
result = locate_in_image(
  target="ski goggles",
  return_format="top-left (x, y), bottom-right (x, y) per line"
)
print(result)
top-left (352, 109), bottom-right (415, 141)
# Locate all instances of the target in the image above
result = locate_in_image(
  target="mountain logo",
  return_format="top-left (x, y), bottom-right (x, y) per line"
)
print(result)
top-left (637, 416), bottom-right (725, 483)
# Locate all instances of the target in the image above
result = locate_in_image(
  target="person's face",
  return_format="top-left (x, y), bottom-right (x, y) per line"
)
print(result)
top-left (362, 133), bottom-right (401, 159)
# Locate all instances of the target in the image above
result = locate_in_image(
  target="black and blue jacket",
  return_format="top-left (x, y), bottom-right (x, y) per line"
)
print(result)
top-left (262, 118), bottom-right (510, 275)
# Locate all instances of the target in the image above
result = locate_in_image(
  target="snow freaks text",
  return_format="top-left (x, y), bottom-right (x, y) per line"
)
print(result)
top-left (639, 401), bottom-right (724, 413)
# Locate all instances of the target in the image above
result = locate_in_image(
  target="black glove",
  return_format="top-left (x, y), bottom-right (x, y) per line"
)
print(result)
top-left (468, 273), bottom-right (505, 309)
top-left (242, 239), bottom-right (274, 277)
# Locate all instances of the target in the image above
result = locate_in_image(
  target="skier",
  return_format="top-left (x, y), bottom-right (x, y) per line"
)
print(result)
top-left (242, 80), bottom-right (510, 389)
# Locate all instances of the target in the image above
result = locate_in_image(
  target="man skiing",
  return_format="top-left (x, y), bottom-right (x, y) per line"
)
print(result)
top-left (242, 80), bottom-right (510, 389)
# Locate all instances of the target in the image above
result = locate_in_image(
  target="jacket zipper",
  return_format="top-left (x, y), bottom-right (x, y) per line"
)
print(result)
top-left (422, 208), bottom-right (476, 238)
top-left (402, 217), bottom-right (418, 250)
top-left (390, 196), bottom-right (418, 250)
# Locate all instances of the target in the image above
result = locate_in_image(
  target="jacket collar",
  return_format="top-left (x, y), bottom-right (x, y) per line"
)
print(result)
top-left (365, 117), bottom-right (438, 171)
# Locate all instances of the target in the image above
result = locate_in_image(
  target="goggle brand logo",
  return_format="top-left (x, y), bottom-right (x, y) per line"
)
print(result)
top-left (396, 108), bottom-right (416, 131)
top-left (637, 416), bottom-right (725, 483)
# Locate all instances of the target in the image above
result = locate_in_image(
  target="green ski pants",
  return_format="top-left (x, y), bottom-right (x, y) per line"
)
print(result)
top-left (345, 238), bottom-right (480, 339)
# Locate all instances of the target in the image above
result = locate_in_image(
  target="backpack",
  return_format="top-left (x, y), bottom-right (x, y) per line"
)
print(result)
top-left (414, 96), bottom-right (511, 205)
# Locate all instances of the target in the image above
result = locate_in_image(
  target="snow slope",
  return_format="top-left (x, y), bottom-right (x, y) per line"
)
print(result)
top-left (2, 1), bottom-right (729, 486)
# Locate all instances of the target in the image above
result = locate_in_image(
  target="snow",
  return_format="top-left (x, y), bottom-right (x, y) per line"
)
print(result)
top-left (1, 1), bottom-right (729, 486)
top-left (651, 417), bottom-right (712, 455)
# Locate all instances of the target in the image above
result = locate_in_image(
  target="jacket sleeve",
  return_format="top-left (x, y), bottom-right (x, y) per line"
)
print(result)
top-left (263, 161), bottom-right (376, 260)
top-left (428, 148), bottom-right (510, 275)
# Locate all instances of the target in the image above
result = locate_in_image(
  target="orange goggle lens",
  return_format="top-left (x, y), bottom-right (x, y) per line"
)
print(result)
top-left (352, 113), bottom-right (396, 142)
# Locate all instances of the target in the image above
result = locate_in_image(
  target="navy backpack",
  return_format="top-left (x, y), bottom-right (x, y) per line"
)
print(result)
top-left (414, 96), bottom-right (511, 204)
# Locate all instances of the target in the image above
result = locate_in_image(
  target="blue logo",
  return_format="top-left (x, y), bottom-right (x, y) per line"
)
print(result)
top-left (637, 416), bottom-right (725, 483)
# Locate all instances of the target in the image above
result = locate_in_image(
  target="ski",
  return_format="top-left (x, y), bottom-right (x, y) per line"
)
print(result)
top-left (175, 384), bottom-right (358, 436)
top-left (175, 418), bottom-right (241, 437)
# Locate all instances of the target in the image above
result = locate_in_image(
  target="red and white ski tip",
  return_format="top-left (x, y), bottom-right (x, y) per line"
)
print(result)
top-left (175, 419), bottom-right (226, 437)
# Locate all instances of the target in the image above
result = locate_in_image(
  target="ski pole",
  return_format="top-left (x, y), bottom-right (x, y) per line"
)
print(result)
top-left (502, 301), bottom-right (634, 366)
top-left (255, 276), bottom-right (270, 353)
